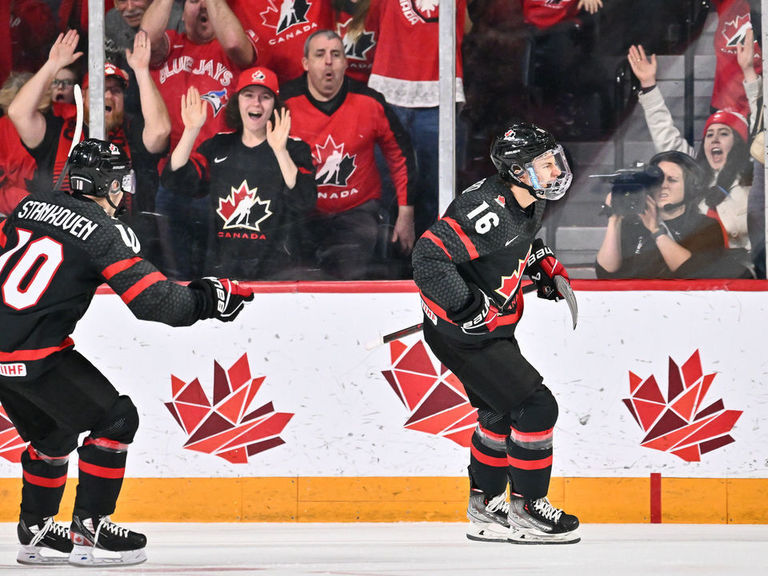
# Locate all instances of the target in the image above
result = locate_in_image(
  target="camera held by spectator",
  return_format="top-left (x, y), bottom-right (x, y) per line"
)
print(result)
top-left (592, 164), bottom-right (664, 217)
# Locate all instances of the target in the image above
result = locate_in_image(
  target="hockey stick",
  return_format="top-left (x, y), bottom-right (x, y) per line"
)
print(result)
top-left (365, 282), bottom-right (539, 351)
top-left (53, 83), bottom-right (84, 192)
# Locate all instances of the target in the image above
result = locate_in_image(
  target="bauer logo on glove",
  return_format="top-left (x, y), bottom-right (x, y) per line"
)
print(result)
top-left (189, 277), bottom-right (255, 322)
top-left (525, 239), bottom-right (570, 301)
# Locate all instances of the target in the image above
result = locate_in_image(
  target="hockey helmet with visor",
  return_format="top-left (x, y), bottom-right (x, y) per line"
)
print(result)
top-left (68, 139), bottom-right (135, 198)
top-left (491, 122), bottom-right (572, 200)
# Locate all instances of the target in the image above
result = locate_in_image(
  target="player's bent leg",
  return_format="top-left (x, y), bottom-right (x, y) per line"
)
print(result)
top-left (466, 411), bottom-right (512, 542)
top-left (17, 444), bottom-right (75, 564)
top-left (68, 395), bottom-right (146, 566)
top-left (505, 385), bottom-right (580, 545)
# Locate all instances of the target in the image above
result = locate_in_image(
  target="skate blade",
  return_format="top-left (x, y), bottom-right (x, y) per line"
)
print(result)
top-left (69, 544), bottom-right (147, 566)
top-left (17, 545), bottom-right (71, 565)
top-left (507, 527), bottom-right (581, 545)
top-left (466, 522), bottom-right (510, 542)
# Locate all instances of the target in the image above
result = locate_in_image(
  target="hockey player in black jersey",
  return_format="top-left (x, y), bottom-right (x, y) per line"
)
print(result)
top-left (0, 139), bottom-right (254, 566)
top-left (412, 122), bottom-right (579, 544)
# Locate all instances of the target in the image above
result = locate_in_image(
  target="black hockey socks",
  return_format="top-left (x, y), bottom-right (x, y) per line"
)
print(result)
top-left (20, 446), bottom-right (69, 520)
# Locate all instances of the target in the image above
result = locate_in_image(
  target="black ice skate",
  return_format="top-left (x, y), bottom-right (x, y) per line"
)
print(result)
top-left (507, 496), bottom-right (580, 544)
top-left (68, 514), bottom-right (147, 566)
top-left (17, 516), bottom-right (73, 565)
top-left (466, 488), bottom-right (511, 542)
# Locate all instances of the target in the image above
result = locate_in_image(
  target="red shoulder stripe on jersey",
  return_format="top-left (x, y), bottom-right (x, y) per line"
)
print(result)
top-left (121, 271), bottom-right (166, 304)
top-left (0, 337), bottom-right (74, 361)
top-left (442, 217), bottom-right (479, 259)
top-left (0, 219), bottom-right (6, 248)
top-left (102, 257), bottom-right (142, 280)
top-left (421, 230), bottom-right (451, 260)
top-left (298, 166), bottom-right (313, 174)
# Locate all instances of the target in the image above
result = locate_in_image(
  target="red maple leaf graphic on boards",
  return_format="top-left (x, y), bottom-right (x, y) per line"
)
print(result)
top-left (165, 354), bottom-right (293, 464)
top-left (622, 350), bottom-right (742, 462)
top-left (0, 405), bottom-right (26, 463)
top-left (381, 340), bottom-right (477, 446)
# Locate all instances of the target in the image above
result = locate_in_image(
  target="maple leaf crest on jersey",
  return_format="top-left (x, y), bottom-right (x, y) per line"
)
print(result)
top-left (722, 15), bottom-right (752, 52)
top-left (313, 135), bottom-right (357, 187)
top-left (260, 0), bottom-right (312, 34)
top-left (336, 18), bottom-right (376, 61)
top-left (200, 89), bottom-right (228, 117)
top-left (412, 0), bottom-right (439, 20)
top-left (217, 181), bottom-right (273, 232)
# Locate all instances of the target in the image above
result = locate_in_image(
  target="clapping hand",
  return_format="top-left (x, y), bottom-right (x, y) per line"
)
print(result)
top-left (180, 86), bottom-right (207, 131)
top-left (267, 107), bottom-right (291, 153)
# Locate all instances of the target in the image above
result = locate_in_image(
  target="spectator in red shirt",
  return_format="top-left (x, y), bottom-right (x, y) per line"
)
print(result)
top-left (230, 0), bottom-right (335, 85)
top-left (282, 29), bottom-right (416, 279)
top-left (0, 72), bottom-right (42, 216)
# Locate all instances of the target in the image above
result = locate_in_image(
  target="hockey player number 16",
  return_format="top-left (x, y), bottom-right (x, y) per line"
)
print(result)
top-left (0, 229), bottom-right (64, 310)
top-left (466, 201), bottom-right (499, 234)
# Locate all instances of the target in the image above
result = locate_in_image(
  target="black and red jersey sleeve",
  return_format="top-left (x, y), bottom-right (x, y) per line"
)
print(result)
top-left (89, 220), bottom-right (206, 326)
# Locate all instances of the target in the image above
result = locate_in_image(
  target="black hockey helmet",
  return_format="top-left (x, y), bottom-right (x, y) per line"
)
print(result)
top-left (490, 122), bottom-right (572, 200)
top-left (68, 138), bottom-right (135, 198)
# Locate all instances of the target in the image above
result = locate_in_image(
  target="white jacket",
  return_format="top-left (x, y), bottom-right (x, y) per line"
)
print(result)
top-left (638, 85), bottom-right (752, 250)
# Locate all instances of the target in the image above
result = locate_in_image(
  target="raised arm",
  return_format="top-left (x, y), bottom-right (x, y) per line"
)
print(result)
top-left (140, 0), bottom-right (173, 66)
top-left (629, 44), bottom-right (695, 156)
top-left (205, 0), bottom-right (255, 69)
top-left (169, 86), bottom-right (207, 171)
top-left (266, 108), bottom-right (298, 189)
top-left (126, 30), bottom-right (171, 154)
top-left (8, 30), bottom-right (83, 149)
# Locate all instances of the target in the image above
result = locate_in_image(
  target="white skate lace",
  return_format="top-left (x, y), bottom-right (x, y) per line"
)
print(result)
top-left (486, 493), bottom-right (510, 515)
top-left (94, 516), bottom-right (129, 546)
top-left (531, 498), bottom-right (563, 524)
top-left (29, 517), bottom-right (68, 546)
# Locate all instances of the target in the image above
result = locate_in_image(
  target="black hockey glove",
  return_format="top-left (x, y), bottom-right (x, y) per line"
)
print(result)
top-left (525, 239), bottom-right (570, 301)
top-left (448, 287), bottom-right (498, 336)
top-left (189, 277), bottom-right (254, 322)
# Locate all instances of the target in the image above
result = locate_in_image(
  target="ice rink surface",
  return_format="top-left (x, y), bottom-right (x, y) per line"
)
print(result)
top-left (1, 522), bottom-right (766, 575)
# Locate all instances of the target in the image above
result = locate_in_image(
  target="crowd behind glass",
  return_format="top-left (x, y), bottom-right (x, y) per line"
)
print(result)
top-left (0, 0), bottom-right (764, 281)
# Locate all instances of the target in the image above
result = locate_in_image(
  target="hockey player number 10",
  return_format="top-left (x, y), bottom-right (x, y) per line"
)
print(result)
top-left (0, 229), bottom-right (64, 310)
top-left (466, 201), bottom-right (499, 234)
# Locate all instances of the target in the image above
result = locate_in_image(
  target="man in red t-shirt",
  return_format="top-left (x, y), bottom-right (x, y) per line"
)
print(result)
top-left (142, 0), bottom-right (256, 150)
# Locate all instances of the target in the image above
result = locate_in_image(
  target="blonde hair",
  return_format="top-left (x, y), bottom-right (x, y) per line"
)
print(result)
top-left (0, 71), bottom-right (51, 115)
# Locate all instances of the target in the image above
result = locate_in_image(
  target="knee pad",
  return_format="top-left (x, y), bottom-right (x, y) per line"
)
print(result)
top-left (89, 395), bottom-right (139, 445)
top-left (512, 384), bottom-right (558, 433)
top-left (476, 409), bottom-right (511, 436)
